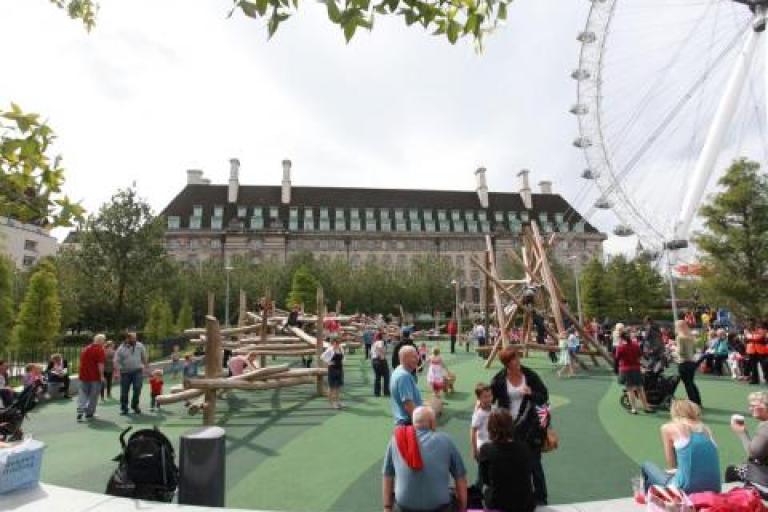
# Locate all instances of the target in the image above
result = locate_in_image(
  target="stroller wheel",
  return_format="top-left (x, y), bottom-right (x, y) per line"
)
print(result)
top-left (620, 391), bottom-right (632, 412)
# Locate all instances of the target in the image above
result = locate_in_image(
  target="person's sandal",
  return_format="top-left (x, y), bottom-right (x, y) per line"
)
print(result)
top-left (631, 409), bottom-right (638, 415)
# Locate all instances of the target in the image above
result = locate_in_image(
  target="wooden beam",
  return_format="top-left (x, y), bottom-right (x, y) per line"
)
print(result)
top-left (239, 349), bottom-right (316, 357)
top-left (156, 388), bottom-right (205, 405)
top-left (186, 368), bottom-right (327, 389)
top-left (203, 315), bottom-right (222, 426)
top-left (184, 365), bottom-right (291, 389)
top-left (189, 376), bottom-right (316, 391)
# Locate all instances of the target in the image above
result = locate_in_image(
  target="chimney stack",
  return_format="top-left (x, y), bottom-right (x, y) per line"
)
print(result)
top-left (228, 158), bottom-right (240, 203)
top-left (518, 169), bottom-right (533, 210)
top-left (187, 169), bottom-right (205, 185)
top-left (538, 180), bottom-right (553, 194)
top-left (281, 159), bottom-right (292, 205)
top-left (474, 167), bottom-right (489, 209)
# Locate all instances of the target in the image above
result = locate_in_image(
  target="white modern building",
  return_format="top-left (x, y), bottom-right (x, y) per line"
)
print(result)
top-left (0, 216), bottom-right (58, 269)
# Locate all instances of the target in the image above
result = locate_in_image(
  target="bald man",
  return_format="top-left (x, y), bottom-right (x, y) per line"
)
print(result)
top-left (390, 346), bottom-right (423, 425)
top-left (382, 406), bottom-right (467, 512)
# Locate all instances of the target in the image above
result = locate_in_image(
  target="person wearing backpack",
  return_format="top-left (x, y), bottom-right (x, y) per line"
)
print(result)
top-left (116, 332), bottom-right (148, 415)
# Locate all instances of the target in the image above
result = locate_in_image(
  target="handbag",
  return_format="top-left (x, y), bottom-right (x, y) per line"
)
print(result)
top-left (646, 485), bottom-right (693, 512)
top-left (541, 427), bottom-right (559, 453)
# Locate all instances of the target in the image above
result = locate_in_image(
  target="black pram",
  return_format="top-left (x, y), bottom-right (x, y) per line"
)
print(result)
top-left (0, 381), bottom-right (44, 442)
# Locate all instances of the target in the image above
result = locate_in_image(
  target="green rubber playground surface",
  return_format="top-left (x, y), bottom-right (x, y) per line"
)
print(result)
top-left (24, 344), bottom-right (752, 511)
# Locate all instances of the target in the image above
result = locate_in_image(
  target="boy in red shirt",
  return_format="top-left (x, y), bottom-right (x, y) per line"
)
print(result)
top-left (149, 369), bottom-right (164, 412)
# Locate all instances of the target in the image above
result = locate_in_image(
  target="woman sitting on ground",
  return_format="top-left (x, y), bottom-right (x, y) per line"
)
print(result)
top-left (725, 391), bottom-right (768, 487)
top-left (478, 408), bottom-right (536, 512)
top-left (641, 398), bottom-right (721, 494)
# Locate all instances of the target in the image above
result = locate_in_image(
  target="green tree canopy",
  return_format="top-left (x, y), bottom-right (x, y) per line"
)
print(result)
top-left (11, 262), bottom-right (61, 353)
top-left (176, 297), bottom-right (195, 332)
top-left (286, 265), bottom-right (319, 312)
top-left (144, 296), bottom-right (175, 342)
top-left (0, 104), bottom-right (84, 228)
top-left (695, 158), bottom-right (768, 318)
top-left (0, 256), bottom-right (14, 349)
top-left (73, 187), bottom-right (168, 329)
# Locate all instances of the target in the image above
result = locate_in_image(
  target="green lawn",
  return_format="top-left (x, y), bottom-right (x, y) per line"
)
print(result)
top-left (23, 343), bottom-right (754, 511)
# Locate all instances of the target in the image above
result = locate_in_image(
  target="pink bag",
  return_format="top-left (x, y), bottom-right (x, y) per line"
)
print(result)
top-left (689, 487), bottom-right (766, 512)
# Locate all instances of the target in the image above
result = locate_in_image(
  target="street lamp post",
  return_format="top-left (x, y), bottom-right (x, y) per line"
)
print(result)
top-left (450, 279), bottom-right (461, 342)
top-left (225, 265), bottom-right (234, 327)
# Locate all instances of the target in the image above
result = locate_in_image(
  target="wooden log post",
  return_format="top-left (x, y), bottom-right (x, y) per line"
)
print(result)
top-left (316, 286), bottom-right (325, 397)
top-left (260, 288), bottom-right (271, 368)
top-left (203, 315), bottom-right (222, 426)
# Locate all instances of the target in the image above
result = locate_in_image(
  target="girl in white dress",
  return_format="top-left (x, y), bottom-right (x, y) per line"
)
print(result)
top-left (427, 347), bottom-right (447, 398)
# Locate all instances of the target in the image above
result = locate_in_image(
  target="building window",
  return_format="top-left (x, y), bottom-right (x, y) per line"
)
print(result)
top-left (396, 220), bottom-right (407, 232)
top-left (380, 217), bottom-right (391, 232)
top-left (451, 210), bottom-right (462, 221)
top-left (211, 239), bottom-right (222, 249)
top-left (269, 207), bottom-right (279, 218)
top-left (304, 208), bottom-right (315, 231)
top-left (350, 208), bottom-right (360, 219)
top-left (394, 208), bottom-right (404, 220)
top-left (350, 219), bottom-right (361, 231)
top-left (555, 213), bottom-right (564, 224)
top-left (409, 217), bottom-right (422, 231)
top-left (424, 219), bottom-right (436, 232)
top-left (319, 219), bottom-right (330, 231)
top-left (167, 216), bottom-right (180, 230)
top-left (574, 221), bottom-right (585, 233)
top-left (23, 240), bottom-right (38, 252)
top-left (190, 216), bottom-right (201, 229)
top-left (437, 210), bottom-right (447, 220)
top-left (238, 206), bottom-right (248, 217)
top-left (251, 216), bottom-right (264, 230)
top-left (213, 205), bottom-right (224, 218)
top-left (478, 211), bottom-right (487, 221)
top-left (320, 207), bottom-right (329, 219)
top-left (211, 217), bottom-right (223, 230)
top-left (494, 211), bottom-right (505, 222)
top-left (193, 205), bottom-right (203, 217)
top-left (23, 255), bottom-right (35, 267)
top-left (453, 219), bottom-right (465, 233)
top-left (334, 209), bottom-right (346, 231)
top-left (520, 211), bottom-right (529, 222)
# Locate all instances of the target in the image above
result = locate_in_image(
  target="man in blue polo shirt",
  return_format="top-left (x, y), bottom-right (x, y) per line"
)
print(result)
top-left (390, 345), bottom-right (422, 425)
top-left (382, 406), bottom-right (467, 512)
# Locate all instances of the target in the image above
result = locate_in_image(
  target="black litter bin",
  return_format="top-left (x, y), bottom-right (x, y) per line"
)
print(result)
top-left (178, 426), bottom-right (226, 506)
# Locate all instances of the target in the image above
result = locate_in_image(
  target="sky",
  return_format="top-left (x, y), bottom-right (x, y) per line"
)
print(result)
top-left (0, 0), bottom-right (765, 257)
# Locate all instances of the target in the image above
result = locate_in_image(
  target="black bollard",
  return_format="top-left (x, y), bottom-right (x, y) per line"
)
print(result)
top-left (178, 426), bottom-right (226, 507)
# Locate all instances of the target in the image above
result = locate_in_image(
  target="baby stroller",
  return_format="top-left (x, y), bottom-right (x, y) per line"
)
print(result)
top-left (620, 355), bottom-right (680, 412)
top-left (0, 381), bottom-right (44, 442)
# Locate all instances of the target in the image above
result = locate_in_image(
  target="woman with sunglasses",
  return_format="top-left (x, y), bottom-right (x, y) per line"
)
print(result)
top-left (725, 391), bottom-right (768, 486)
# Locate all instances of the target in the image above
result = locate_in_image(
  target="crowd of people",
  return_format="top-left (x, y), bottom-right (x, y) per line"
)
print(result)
top-left (4, 305), bottom-right (768, 511)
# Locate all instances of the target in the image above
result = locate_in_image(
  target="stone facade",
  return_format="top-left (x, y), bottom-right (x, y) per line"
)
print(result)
top-left (0, 216), bottom-right (58, 269)
top-left (160, 163), bottom-right (606, 303)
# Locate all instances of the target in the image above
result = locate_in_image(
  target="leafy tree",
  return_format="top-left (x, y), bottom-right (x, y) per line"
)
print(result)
top-left (11, 262), bottom-right (61, 353)
top-left (580, 258), bottom-right (613, 321)
top-left (0, 104), bottom-right (84, 227)
top-left (286, 265), bottom-right (319, 312)
top-left (74, 187), bottom-right (168, 329)
top-left (53, 250), bottom-right (82, 330)
top-left (695, 158), bottom-right (768, 318)
top-left (144, 296), bottom-right (175, 342)
top-left (52, 0), bottom-right (509, 46)
top-left (176, 297), bottom-right (195, 332)
top-left (0, 256), bottom-right (14, 349)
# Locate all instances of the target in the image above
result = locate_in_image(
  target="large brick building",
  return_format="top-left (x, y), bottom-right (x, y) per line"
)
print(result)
top-left (160, 160), bottom-right (605, 301)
